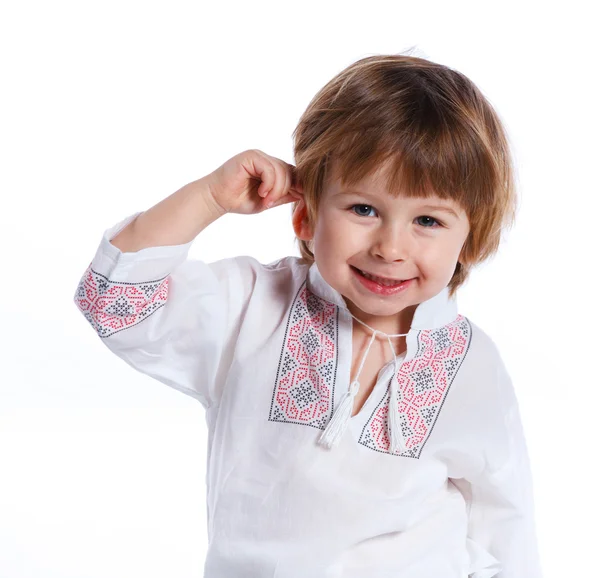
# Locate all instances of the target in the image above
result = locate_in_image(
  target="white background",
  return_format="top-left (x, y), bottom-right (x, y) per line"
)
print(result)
top-left (1, 1), bottom-right (598, 576)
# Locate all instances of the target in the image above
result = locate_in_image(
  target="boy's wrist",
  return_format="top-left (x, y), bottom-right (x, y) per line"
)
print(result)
top-left (185, 175), bottom-right (228, 220)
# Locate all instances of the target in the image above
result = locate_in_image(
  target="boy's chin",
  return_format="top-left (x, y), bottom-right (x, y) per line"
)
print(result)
top-left (342, 294), bottom-right (415, 318)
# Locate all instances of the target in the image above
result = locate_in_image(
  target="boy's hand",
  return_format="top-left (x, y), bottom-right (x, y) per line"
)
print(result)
top-left (204, 149), bottom-right (304, 215)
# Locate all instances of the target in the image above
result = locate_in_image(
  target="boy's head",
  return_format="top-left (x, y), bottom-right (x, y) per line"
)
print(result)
top-left (291, 54), bottom-right (517, 320)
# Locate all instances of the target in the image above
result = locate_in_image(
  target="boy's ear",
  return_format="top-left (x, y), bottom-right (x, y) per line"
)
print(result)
top-left (292, 198), bottom-right (314, 241)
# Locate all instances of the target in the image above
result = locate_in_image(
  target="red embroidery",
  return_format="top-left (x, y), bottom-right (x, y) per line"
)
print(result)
top-left (359, 315), bottom-right (471, 458)
top-left (268, 284), bottom-right (338, 429)
top-left (73, 264), bottom-right (169, 337)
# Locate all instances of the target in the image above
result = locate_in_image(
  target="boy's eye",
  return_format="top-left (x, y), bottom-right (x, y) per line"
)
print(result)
top-left (416, 215), bottom-right (442, 228)
top-left (351, 204), bottom-right (377, 217)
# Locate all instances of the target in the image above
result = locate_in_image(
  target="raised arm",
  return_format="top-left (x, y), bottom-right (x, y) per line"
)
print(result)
top-left (74, 150), bottom-right (302, 409)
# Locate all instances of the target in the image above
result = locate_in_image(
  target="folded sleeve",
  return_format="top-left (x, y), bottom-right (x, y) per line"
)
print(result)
top-left (459, 353), bottom-right (544, 578)
top-left (73, 211), bottom-right (257, 410)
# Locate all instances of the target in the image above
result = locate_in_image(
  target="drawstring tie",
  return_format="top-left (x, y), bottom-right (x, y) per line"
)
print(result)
top-left (318, 314), bottom-right (409, 454)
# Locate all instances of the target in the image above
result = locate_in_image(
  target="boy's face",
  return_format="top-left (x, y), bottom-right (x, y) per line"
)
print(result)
top-left (293, 159), bottom-right (470, 333)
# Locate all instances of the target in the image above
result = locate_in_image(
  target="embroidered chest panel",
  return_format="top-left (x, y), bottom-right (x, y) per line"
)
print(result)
top-left (268, 281), bottom-right (472, 458)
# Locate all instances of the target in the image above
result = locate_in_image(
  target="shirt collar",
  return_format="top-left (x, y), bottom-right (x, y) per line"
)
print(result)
top-left (306, 261), bottom-right (459, 331)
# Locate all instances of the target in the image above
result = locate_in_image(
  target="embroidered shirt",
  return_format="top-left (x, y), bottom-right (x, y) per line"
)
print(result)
top-left (73, 211), bottom-right (544, 578)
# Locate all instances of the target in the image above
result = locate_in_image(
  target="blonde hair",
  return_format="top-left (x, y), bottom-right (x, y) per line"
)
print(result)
top-left (291, 53), bottom-right (518, 298)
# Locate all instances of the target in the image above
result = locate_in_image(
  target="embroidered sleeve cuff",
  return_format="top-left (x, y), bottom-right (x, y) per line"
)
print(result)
top-left (90, 211), bottom-right (196, 283)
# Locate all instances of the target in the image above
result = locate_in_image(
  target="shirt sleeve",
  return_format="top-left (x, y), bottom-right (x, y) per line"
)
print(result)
top-left (73, 211), bottom-right (257, 410)
top-left (458, 353), bottom-right (544, 578)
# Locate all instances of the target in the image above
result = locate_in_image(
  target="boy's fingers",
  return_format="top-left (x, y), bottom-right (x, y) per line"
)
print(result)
top-left (266, 192), bottom-right (299, 209)
top-left (256, 160), bottom-right (276, 198)
top-left (264, 182), bottom-right (303, 208)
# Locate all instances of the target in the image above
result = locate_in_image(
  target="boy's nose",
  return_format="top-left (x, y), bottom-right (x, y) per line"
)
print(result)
top-left (371, 226), bottom-right (411, 262)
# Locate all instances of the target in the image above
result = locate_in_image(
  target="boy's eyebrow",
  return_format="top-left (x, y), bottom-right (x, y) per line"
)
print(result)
top-left (419, 204), bottom-right (460, 219)
top-left (336, 190), bottom-right (461, 219)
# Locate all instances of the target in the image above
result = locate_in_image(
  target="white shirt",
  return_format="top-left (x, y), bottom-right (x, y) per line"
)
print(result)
top-left (74, 211), bottom-right (544, 578)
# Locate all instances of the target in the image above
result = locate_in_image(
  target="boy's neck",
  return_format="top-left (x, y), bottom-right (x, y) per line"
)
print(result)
top-left (347, 302), bottom-right (418, 338)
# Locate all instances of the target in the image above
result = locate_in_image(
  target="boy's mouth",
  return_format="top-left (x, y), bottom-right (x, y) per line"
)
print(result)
top-left (351, 266), bottom-right (410, 287)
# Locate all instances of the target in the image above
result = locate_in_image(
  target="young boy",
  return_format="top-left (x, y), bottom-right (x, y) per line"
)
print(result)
top-left (74, 55), bottom-right (543, 577)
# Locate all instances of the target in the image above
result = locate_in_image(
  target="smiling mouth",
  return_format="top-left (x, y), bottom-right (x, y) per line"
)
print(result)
top-left (351, 266), bottom-right (412, 286)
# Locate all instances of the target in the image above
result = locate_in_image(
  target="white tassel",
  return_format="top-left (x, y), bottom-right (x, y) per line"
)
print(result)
top-left (318, 380), bottom-right (360, 449)
top-left (318, 314), bottom-right (411, 454)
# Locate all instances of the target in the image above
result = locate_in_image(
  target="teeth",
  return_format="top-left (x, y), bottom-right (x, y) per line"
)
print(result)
top-left (360, 270), bottom-right (405, 286)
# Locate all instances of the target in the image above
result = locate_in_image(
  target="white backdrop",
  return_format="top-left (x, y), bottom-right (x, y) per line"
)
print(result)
top-left (1, 1), bottom-right (598, 576)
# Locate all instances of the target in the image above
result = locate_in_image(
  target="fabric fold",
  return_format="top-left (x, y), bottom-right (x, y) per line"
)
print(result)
top-left (466, 537), bottom-right (501, 578)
